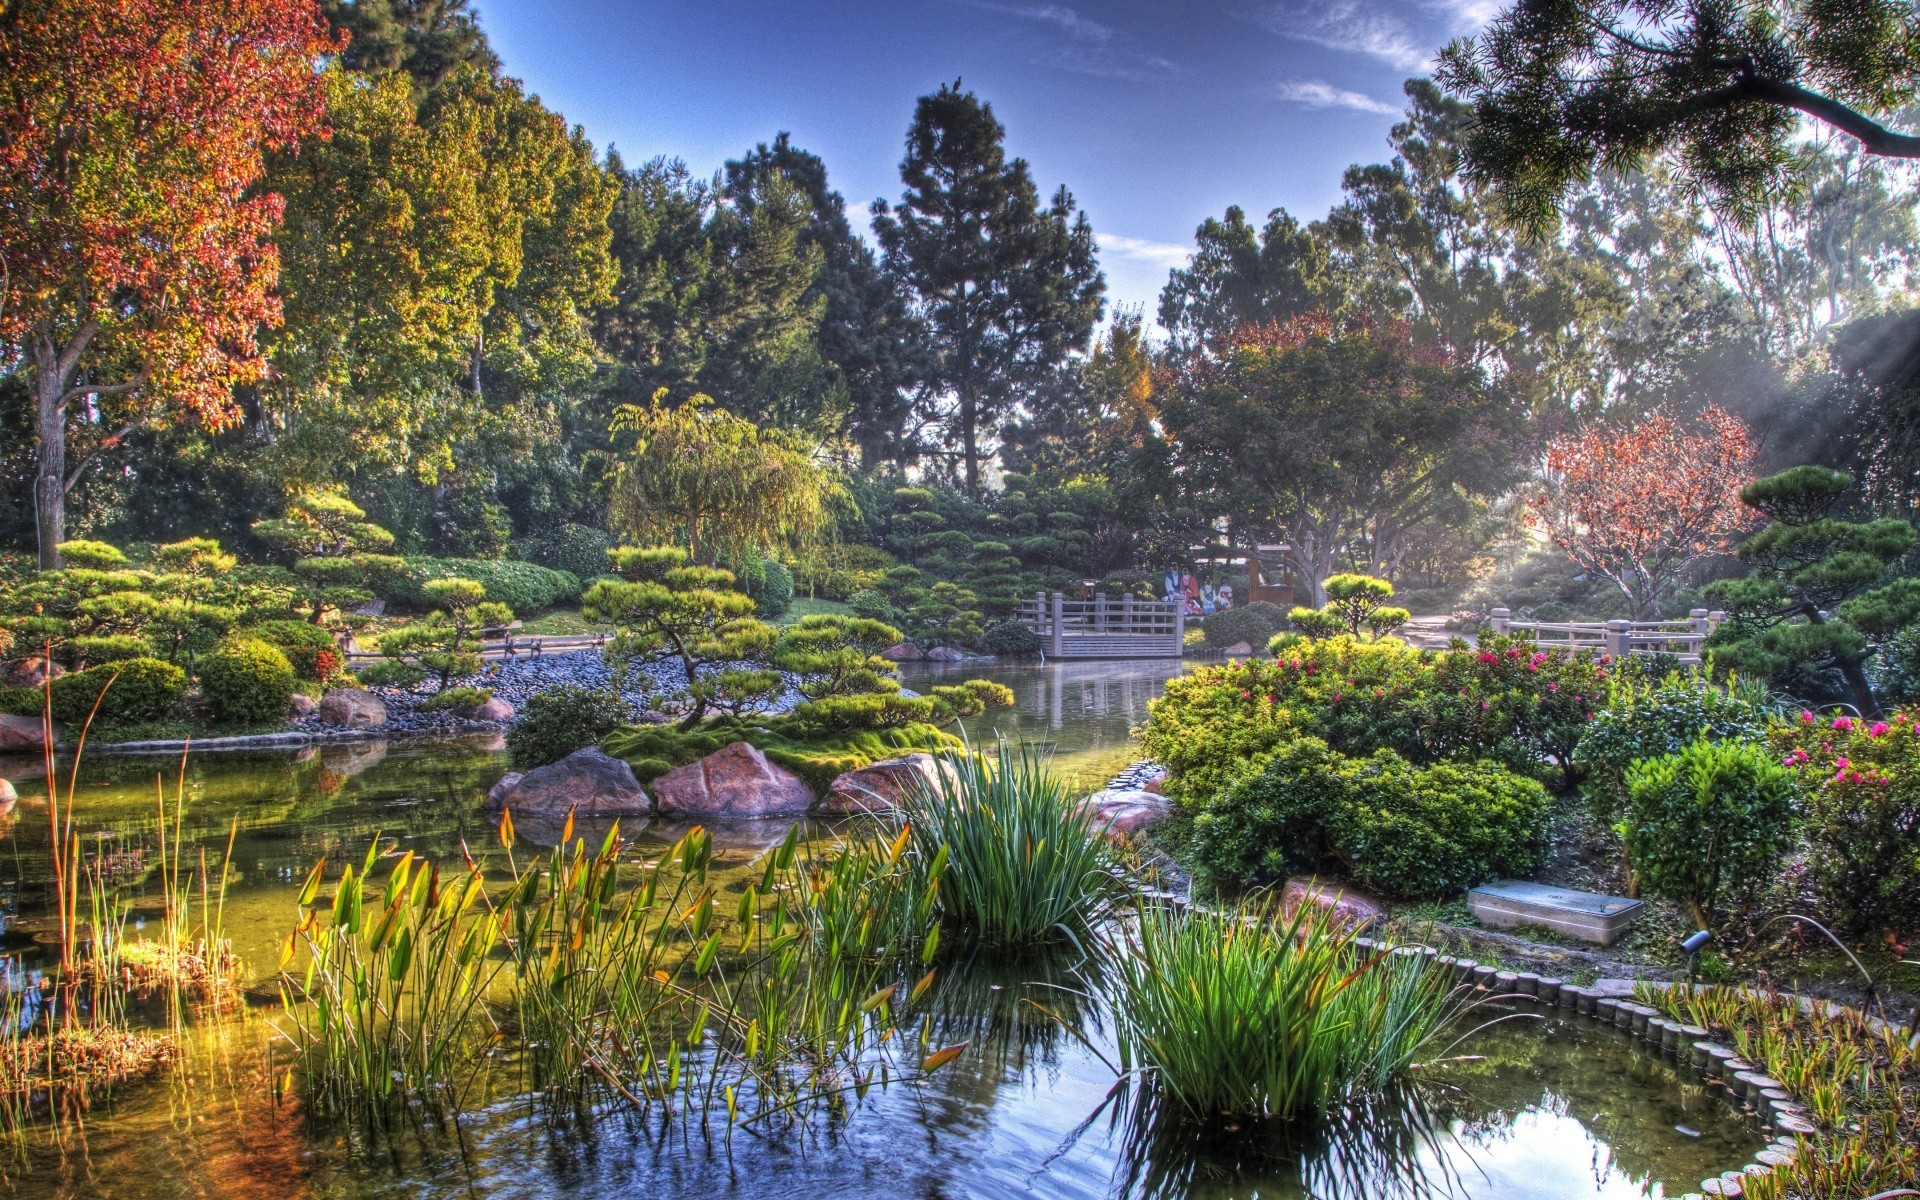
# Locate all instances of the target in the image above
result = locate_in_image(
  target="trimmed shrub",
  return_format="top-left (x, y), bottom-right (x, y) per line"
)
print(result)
top-left (419, 686), bottom-right (493, 712)
top-left (1186, 737), bottom-right (1551, 898)
top-left (63, 634), bottom-right (153, 668)
top-left (1574, 669), bottom-right (1771, 816)
top-left (0, 658), bottom-right (186, 725)
top-left (521, 523), bottom-right (616, 583)
top-left (55, 539), bottom-right (128, 569)
top-left (507, 685), bottom-right (633, 768)
top-left (1621, 739), bottom-right (1798, 926)
top-left (977, 618), bottom-right (1043, 658)
top-left (250, 619), bottom-right (344, 683)
top-left (1203, 604), bottom-right (1284, 649)
top-left (846, 589), bottom-right (897, 623)
top-left (1771, 710), bottom-right (1920, 935)
top-left (380, 558), bottom-right (580, 614)
top-left (198, 638), bottom-right (296, 726)
top-left (737, 555), bottom-right (795, 619)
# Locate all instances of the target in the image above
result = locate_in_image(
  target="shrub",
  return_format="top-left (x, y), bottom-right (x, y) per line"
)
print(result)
top-left (1621, 739), bottom-right (1799, 926)
top-left (737, 555), bottom-right (795, 619)
top-left (1187, 737), bottom-right (1550, 897)
top-left (977, 618), bottom-right (1043, 658)
top-left (604, 718), bottom-right (961, 795)
top-left (1771, 710), bottom-right (1920, 935)
top-left (56, 539), bottom-right (128, 569)
top-left (381, 558), bottom-right (580, 613)
top-left (1139, 658), bottom-right (1303, 808)
top-left (249, 619), bottom-right (344, 683)
top-left (198, 638), bottom-right (296, 726)
top-left (419, 686), bottom-right (493, 712)
top-left (522, 523), bottom-right (616, 582)
top-left (1203, 604), bottom-right (1283, 649)
top-left (846, 589), bottom-right (896, 623)
top-left (63, 634), bottom-right (153, 668)
top-left (0, 657), bottom-right (187, 725)
top-left (507, 685), bottom-right (634, 767)
top-left (1574, 668), bottom-right (1771, 816)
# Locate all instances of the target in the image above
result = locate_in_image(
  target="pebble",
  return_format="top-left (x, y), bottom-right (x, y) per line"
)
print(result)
top-left (1105, 761), bottom-right (1168, 790)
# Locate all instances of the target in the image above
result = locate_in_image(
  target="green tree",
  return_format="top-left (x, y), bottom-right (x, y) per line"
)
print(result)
top-left (252, 493), bottom-right (406, 623)
top-left (1159, 207), bottom-right (1328, 352)
top-left (1439, 0), bottom-right (1920, 231)
top-left (321, 0), bottom-right (498, 97)
top-left (1705, 466), bottom-right (1920, 712)
top-left (606, 391), bottom-right (842, 566)
top-left (872, 82), bottom-right (1105, 491)
top-left (373, 576), bottom-right (511, 690)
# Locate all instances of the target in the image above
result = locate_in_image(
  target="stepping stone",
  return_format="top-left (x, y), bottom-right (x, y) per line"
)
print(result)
top-left (1467, 879), bottom-right (1645, 945)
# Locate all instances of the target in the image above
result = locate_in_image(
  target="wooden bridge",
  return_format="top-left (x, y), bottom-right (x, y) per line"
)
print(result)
top-left (1490, 607), bottom-right (1725, 664)
top-left (1015, 592), bottom-right (1185, 659)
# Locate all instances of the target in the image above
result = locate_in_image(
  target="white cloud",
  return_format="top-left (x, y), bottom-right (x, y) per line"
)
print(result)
top-left (1261, 1), bottom-right (1433, 71)
top-left (1271, 78), bottom-right (1399, 115)
top-left (966, 1), bottom-right (1113, 43)
top-left (1098, 232), bottom-right (1192, 269)
top-left (960, 0), bottom-right (1176, 78)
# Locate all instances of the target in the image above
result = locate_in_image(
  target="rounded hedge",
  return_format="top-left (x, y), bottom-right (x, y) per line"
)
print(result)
top-left (380, 558), bottom-right (580, 614)
top-left (249, 619), bottom-right (342, 682)
top-left (978, 618), bottom-right (1043, 658)
top-left (846, 589), bottom-right (897, 623)
top-left (0, 658), bottom-right (186, 725)
top-left (1204, 604), bottom-right (1285, 649)
top-left (199, 638), bottom-right (296, 726)
top-left (739, 556), bottom-right (795, 619)
top-left (507, 685), bottom-right (634, 768)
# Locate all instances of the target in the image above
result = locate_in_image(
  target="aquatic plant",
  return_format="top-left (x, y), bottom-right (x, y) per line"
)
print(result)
top-left (905, 742), bottom-right (1122, 950)
top-left (1110, 902), bottom-right (1464, 1121)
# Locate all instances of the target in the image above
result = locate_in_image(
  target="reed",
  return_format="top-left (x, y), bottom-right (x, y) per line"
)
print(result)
top-left (1110, 901), bottom-right (1463, 1122)
top-left (905, 742), bottom-right (1121, 950)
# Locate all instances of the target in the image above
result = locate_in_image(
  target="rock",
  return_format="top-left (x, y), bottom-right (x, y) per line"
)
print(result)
top-left (925, 646), bottom-right (966, 662)
top-left (353, 599), bottom-right (386, 617)
top-left (5, 656), bottom-right (64, 688)
top-left (1142, 776), bottom-right (1164, 794)
top-left (469, 697), bottom-right (515, 722)
top-left (0, 778), bottom-right (16, 803)
top-left (1076, 788), bottom-right (1172, 843)
top-left (320, 739), bottom-right (388, 777)
top-left (818, 753), bottom-right (948, 815)
top-left (487, 772), bottom-right (524, 807)
top-left (488, 747), bottom-right (650, 817)
top-left (288, 693), bottom-right (318, 717)
top-left (0, 714), bottom-right (52, 754)
top-left (1222, 641), bottom-right (1254, 657)
top-left (318, 687), bottom-right (387, 729)
top-left (880, 643), bottom-right (925, 662)
top-left (1280, 876), bottom-right (1386, 931)
top-left (651, 741), bottom-right (814, 819)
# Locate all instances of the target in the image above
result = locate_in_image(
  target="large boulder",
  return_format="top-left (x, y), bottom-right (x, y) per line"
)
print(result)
top-left (0, 714), bottom-right (52, 754)
top-left (1075, 788), bottom-right (1172, 843)
top-left (318, 687), bottom-right (387, 729)
top-left (487, 747), bottom-right (650, 817)
top-left (925, 646), bottom-right (967, 662)
top-left (1221, 641), bottom-right (1254, 657)
top-left (469, 696), bottom-right (514, 722)
top-left (1280, 876), bottom-right (1385, 932)
top-left (5, 656), bottom-right (63, 688)
top-left (879, 643), bottom-right (924, 662)
top-left (818, 753), bottom-right (948, 816)
top-left (651, 741), bottom-right (813, 819)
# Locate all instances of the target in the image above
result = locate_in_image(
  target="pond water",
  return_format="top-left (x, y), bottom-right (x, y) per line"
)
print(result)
top-left (0, 658), bottom-right (1765, 1198)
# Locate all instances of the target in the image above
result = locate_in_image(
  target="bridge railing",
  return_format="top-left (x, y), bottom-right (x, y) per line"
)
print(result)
top-left (1014, 592), bottom-right (1185, 658)
top-left (1489, 607), bottom-right (1724, 662)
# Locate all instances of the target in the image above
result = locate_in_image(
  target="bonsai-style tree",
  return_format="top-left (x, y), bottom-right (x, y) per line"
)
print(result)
top-left (1705, 466), bottom-right (1920, 712)
top-left (772, 615), bottom-right (906, 700)
top-left (253, 493), bottom-right (406, 624)
top-left (1287, 574), bottom-right (1410, 640)
top-left (371, 578), bottom-right (512, 692)
top-left (582, 546), bottom-right (782, 728)
top-left (1530, 408), bottom-right (1755, 621)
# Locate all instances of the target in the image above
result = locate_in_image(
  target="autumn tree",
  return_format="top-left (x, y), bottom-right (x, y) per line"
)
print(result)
top-left (1531, 408), bottom-right (1756, 620)
top-left (606, 391), bottom-right (842, 565)
top-left (0, 0), bottom-right (334, 568)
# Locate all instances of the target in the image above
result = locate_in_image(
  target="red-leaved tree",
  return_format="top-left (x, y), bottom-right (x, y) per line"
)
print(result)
top-left (0, 0), bottom-right (335, 567)
top-left (1531, 407), bottom-right (1756, 620)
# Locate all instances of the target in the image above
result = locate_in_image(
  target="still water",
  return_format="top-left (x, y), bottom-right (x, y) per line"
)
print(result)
top-left (0, 658), bottom-right (1763, 1198)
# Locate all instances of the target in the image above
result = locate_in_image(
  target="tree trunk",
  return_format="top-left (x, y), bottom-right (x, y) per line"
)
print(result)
top-left (33, 346), bottom-right (67, 571)
top-left (959, 385), bottom-right (980, 493)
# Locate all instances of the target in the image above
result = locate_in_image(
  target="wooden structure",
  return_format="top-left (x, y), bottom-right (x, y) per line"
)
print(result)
top-left (1015, 592), bottom-right (1184, 659)
top-left (1246, 544), bottom-right (1295, 608)
top-left (1490, 607), bottom-right (1724, 664)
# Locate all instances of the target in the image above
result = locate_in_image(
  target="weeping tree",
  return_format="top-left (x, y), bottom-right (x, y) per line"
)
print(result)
top-left (606, 390), bottom-right (843, 566)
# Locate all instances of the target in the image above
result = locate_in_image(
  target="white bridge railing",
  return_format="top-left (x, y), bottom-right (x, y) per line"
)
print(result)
top-left (1015, 592), bottom-right (1185, 659)
top-left (1490, 607), bottom-right (1724, 664)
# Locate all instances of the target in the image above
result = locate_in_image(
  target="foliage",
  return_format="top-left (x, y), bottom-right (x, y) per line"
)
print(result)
top-left (376, 578), bottom-right (512, 691)
top-left (1620, 739), bottom-right (1799, 926)
top-left (254, 493), bottom-right (407, 624)
top-left (1186, 736), bottom-right (1550, 897)
top-left (871, 83), bottom-right (1104, 491)
top-left (518, 524), bottom-right (616, 584)
top-left (737, 554), bottom-right (796, 619)
top-left (770, 613), bottom-right (902, 699)
top-left (1201, 604), bottom-right (1283, 650)
top-left (0, 658), bottom-right (187, 726)
top-left (902, 744), bottom-right (1120, 949)
top-left (1438, 0), bottom-right (1920, 231)
top-left (418, 686), bottom-right (493, 712)
top-left (248, 619), bottom-right (344, 684)
top-left (1573, 668), bottom-right (1774, 817)
top-left (1530, 408), bottom-right (1756, 620)
top-left (383, 557), bottom-right (580, 614)
top-left (976, 619), bottom-right (1043, 658)
top-left (507, 685), bottom-right (634, 768)
top-left (845, 589), bottom-right (897, 624)
top-left (607, 391), bottom-right (842, 565)
top-left (1112, 903), bottom-right (1461, 1120)
top-left (1771, 710), bottom-right (1920, 936)
top-left (1878, 626), bottom-right (1920, 705)
top-left (198, 638), bottom-right (296, 726)
top-left (1286, 574), bottom-right (1409, 640)
top-left (0, 0), bottom-right (333, 565)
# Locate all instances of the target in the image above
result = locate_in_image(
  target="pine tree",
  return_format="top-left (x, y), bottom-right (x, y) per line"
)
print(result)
top-left (322, 0), bottom-right (498, 97)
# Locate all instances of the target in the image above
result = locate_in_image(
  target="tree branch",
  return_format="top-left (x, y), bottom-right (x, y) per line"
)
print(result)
top-left (1678, 74), bottom-right (1920, 158)
top-left (64, 423), bottom-right (140, 494)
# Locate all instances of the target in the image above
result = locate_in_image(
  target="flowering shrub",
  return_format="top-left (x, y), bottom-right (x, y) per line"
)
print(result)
top-left (1573, 667), bottom-right (1772, 817)
top-left (1771, 710), bottom-right (1920, 937)
top-left (1185, 735), bottom-right (1550, 897)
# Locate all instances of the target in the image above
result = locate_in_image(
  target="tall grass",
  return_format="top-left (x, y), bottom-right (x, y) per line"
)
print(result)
top-left (905, 742), bottom-right (1121, 950)
top-left (1110, 901), bottom-right (1464, 1121)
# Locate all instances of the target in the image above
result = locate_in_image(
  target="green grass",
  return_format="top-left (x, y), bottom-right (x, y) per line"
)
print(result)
top-left (510, 607), bottom-right (616, 636)
top-left (776, 597), bottom-right (852, 625)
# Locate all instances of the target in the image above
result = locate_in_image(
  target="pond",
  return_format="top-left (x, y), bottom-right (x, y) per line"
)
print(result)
top-left (0, 658), bottom-right (1766, 1198)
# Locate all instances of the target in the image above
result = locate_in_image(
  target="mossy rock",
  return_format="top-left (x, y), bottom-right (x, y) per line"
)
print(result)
top-left (603, 719), bottom-right (962, 796)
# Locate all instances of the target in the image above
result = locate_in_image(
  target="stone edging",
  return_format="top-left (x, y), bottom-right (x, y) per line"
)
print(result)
top-left (85, 725), bottom-right (494, 755)
top-left (1351, 934), bottom-right (1816, 1200)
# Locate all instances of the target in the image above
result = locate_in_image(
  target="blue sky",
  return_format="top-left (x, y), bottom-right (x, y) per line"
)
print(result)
top-left (470, 0), bottom-right (1498, 317)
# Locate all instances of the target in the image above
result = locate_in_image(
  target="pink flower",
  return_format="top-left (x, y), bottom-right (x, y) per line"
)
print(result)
top-left (1547, 682), bottom-right (1558, 692)
top-left (1478, 652), bottom-right (1497, 665)
top-left (1835, 757), bottom-right (1850, 770)
top-left (1240, 690), bottom-right (1251, 701)
top-left (1833, 716), bottom-right (1854, 731)
top-left (1800, 710), bottom-right (1816, 723)
top-left (1332, 693), bottom-right (1343, 703)
top-left (1373, 688), bottom-right (1384, 698)
top-left (1870, 722), bottom-right (1890, 737)
top-left (1481, 699), bottom-right (1490, 710)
